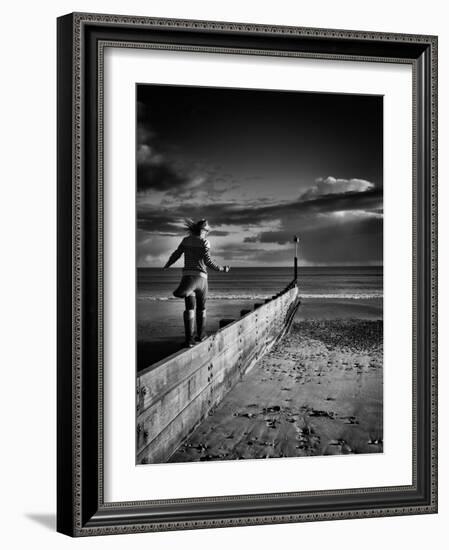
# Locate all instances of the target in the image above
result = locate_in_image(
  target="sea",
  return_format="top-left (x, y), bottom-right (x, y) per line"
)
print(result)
top-left (137, 266), bottom-right (383, 370)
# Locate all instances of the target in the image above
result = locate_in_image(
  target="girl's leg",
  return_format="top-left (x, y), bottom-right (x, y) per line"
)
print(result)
top-left (195, 278), bottom-right (208, 341)
top-left (183, 294), bottom-right (196, 347)
top-left (173, 277), bottom-right (196, 346)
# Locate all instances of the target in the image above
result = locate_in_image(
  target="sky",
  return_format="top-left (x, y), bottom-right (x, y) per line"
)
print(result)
top-left (136, 84), bottom-right (383, 268)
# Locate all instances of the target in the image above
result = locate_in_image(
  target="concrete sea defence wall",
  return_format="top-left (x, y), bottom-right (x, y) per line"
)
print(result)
top-left (136, 281), bottom-right (300, 464)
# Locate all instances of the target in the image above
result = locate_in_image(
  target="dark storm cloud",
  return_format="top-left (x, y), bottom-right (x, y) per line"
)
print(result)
top-left (137, 178), bottom-right (382, 266)
top-left (137, 155), bottom-right (190, 193)
top-left (137, 123), bottom-right (195, 195)
top-left (137, 131), bottom-right (236, 199)
top-left (137, 186), bottom-right (382, 232)
top-left (136, 84), bottom-right (383, 266)
top-left (299, 216), bottom-right (383, 264)
top-left (137, 213), bottom-right (230, 237)
top-left (137, 212), bottom-right (183, 235)
top-left (137, 85), bottom-right (383, 189)
top-left (216, 216), bottom-right (382, 265)
top-left (254, 217), bottom-right (382, 261)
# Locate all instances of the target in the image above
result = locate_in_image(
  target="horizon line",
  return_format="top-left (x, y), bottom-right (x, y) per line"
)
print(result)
top-left (137, 264), bottom-right (384, 269)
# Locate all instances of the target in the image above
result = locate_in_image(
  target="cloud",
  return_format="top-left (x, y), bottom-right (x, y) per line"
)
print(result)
top-left (137, 186), bottom-right (382, 235)
top-left (137, 119), bottom-right (237, 199)
top-left (137, 157), bottom-right (192, 193)
top-left (137, 211), bottom-right (185, 235)
top-left (209, 230), bottom-right (231, 236)
top-left (300, 176), bottom-right (375, 200)
top-left (136, 173), bottom-right (383, 266)
top-left (137, 129), bottom-right (195, 194)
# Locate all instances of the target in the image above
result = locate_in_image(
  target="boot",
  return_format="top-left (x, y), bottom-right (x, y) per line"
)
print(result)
top-left (195, 310), bottom-right (207, 342)
top-left (183, 310), bottom-right (196, 348)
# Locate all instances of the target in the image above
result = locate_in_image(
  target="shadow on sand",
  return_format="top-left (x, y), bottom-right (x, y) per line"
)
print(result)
top-left (137, 339), bottom-right (187, 372)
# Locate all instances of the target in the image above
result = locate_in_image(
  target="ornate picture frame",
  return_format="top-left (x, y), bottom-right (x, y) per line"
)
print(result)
top-left (57, 12), bottom-right (437, 536)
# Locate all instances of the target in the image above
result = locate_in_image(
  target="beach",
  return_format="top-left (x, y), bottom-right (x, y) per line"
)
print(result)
top-left (136, 266), bottom-right (383, 462)
top-left (137, 297), bottom-right (382, 368)
top-left (169, 319), bottom-right (383, 462)
top-left (137, 266), bottom-right (382, 370)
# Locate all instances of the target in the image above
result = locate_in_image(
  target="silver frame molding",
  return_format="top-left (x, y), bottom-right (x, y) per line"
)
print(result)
top-left (57, 12), bottom-right (438, 537)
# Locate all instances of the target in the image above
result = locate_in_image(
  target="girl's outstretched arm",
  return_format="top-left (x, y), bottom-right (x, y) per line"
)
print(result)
top-left (163, 241), bottom-right (184, 268)
top-left (203, 245), bottom-right (230, 272)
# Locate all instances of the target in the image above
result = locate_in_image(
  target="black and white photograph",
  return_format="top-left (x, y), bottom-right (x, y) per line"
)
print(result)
top-left (1, 0), bottom-right (443, 545)
top-left (136, 84), bottom-right (383, 464)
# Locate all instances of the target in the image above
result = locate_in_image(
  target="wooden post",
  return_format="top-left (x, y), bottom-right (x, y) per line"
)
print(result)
top-left (293, 235), bottom-right (299, 282)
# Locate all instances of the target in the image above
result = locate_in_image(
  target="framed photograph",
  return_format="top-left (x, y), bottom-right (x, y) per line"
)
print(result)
top-left (57, 12), bottom-right (438, 536)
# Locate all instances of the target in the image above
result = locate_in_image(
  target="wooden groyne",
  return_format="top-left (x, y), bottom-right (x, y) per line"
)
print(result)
top-left (136, 280), bottom-right (301, 464)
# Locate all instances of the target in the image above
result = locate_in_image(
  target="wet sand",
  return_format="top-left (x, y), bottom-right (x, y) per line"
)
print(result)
top-left (137, 298), bottom-right (382, 370)
top-left (169, 319), bottom-right (383, 462)
top-left (137, 299), bottom-right (258, 369)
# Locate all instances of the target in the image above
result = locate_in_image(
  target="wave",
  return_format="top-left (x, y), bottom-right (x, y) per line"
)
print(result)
top-left (140, 292), bottom-right (383, 301)
top-left (301, 293), bottom-right (382, 299)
